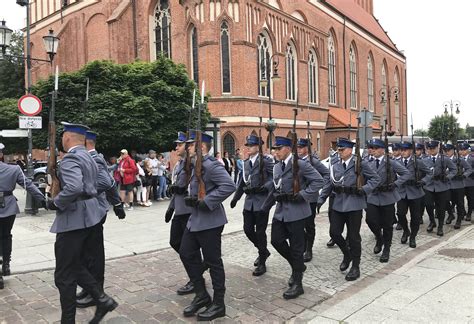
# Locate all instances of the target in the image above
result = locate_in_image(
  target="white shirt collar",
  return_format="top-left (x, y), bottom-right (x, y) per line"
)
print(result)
top-left (342, 156), bottom-right (353, 166)
top-left (249, 153), bottom-right (259, 164)
top-left (283, 154), bottom-right (293, 166)
top-left (68, 145), bottom-right (81, 153)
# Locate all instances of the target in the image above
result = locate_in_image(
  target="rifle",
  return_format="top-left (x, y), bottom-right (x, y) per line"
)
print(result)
top-left (185, 89), bottom-right (195, 183)
top-left (410, 114), bottom-right (420, 181)
top-left (355, 116), bottom-right (364, 190)
top-left (258, 116), bottom-right (265, 185)
top-left (453, 121), bottom-right (463, 177)
top-left (47, 66), bottom-right (60, 198)
top-left (292, 108), bottom-right (300, 194)
top-left (306, 104), bottom-right (313, 165)
top-left (384, 119), bottom-right (393, 185)
top-left (195, 82), bottom-right (206, 200)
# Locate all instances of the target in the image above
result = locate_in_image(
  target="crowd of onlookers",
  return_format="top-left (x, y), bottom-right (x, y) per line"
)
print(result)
top-left (215, 148), bottom-right (243, 184)
top-left (107, 149), bottom-right (171, 211)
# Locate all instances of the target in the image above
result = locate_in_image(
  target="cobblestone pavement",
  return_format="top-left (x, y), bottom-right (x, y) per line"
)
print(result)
top-left (0, 212), bottom-right (471, 323)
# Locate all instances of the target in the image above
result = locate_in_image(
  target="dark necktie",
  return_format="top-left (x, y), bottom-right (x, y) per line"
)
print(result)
top-left (342, 162), bottom-right (346, 170)
top-left (432, 157), bottom-right (436, 164)
top-left (249, 160), bottom-right (253, 169)
top-left (281, 161), bottom-right (286, 172)
top-left (376, 159), bottom-right (380, 169)
top-left (404, 159), bottom-right (408, 167)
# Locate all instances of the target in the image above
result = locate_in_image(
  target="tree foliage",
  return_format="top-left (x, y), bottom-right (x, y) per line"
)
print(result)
top-left (427, 114), bottom-right (466, 142)
top-left (0, 98), bottom-right (29, 154)
top-left (31, 58), bottom-right (207, 156)
top-left (0, 31), bottom-right (25, 99)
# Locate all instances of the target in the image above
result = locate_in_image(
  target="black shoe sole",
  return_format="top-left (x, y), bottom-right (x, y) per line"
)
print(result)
top-left (183, 301), bottom-right (212, 317)
top-left (90, 301), bottom-right (118, 324)
top-left (345, 275), bottom-right (360, 281)
top-left (177, 288), bottom-right (195, 296)
top-left (76, 300), bottom-right (97, 309)
top-left (283, 290), bottom-right (304, 300)
top-left (197, 310), bottom-right (226, 321)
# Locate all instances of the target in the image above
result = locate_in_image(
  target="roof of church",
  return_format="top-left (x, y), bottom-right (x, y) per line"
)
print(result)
top-left (324, 0), bottom-right (400, 53)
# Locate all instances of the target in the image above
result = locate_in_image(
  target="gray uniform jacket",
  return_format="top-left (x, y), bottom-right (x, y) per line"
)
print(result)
top-left (397, 157), bottom-right (432, 200)
top-left (50, 145), bottom-right (103, 234)
top-left (464, 155), bottom-right (474, 187)
top-left (187, 155), bottom-right (236, 232)
top-left (367, 157), bottom-right (410, 206)
top-left (319, 157), bottom-right (381, 213)
top-left (449, 156), bottom-right (472, 189)
top-left (233, 155), bottom-right (274, 212)
top-left (0, 162), bottom-right (44, 218)
top-left (169, 158), bottom-right (193, 216)
top-left (302, 155), bottom-right (330, 203)
top-left (90, 149), bottom-right (121, 216)
top-left (262, 157), bottom-right (324, 222)
top-left (423, 155), bottom-right (457, 193)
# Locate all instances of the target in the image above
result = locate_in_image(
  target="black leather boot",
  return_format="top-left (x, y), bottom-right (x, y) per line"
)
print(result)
top-left (177, 281), bottom-right (195, 295)
top-left (437, 225), bottom-right (444, 237)
top-left (283, 272), bottom-right (304, 299)
top-left (77, 292), bottom-right (96, 308)
top-left (446, 213), bottom-right (455, 224)
top-left (2, 260), bottom-right (10, 277)
top-left (454, 214), bottom-right (462, 229)
top-left (345, 262), bottom-right (360, 281)
top-left (183, 281), bottom-right (211, 317)
top-left (326, 238), bottom-right (335, 247)
top-left (373, 237), bottom-right (383, 254)
top-left (303, 240), bottom-right (313, 262)
top-left (2, 237), bottom-right (11, 277)
top-left (197, 291), bottom-right (226, 321)
top-left (380, 248), bottom-right (390, 263)
top-left (0, 275), bottom-right (3, 290)
top-left (466, 210), bottom-right (472, 222)
top-left (409, 236), bottom-right (416, 248)
top-left (401, 230), bottom-right (410, 244)
top-left (339, 245), bottom-right (352, 271)
top-left (427, 221), bottom-right (436, 232)
top-left (253, 263), bottom-right (266, 276)
top-left (89, 294), bottom-right (118, 324)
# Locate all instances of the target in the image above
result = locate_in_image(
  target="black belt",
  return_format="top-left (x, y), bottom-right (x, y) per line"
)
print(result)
top-left (243, 186), bottom-right (267, 195)
top-left (169, 185), bottom-right (188, 195)
top-left (1, 191), bottom-right (13, 196)
top-left (333, 186), bottom-right (357, 194)
top-left (76, 194), bottom-right (94, 202)
top-left (433, 175), bottom-right (448, 182)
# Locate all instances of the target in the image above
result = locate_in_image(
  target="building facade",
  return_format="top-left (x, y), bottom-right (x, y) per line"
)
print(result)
top-left (28, 0), bottom-right (406, 157)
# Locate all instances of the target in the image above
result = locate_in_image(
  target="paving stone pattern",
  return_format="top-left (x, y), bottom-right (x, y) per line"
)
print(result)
top-left (1, 213), bottom-right (468, 323)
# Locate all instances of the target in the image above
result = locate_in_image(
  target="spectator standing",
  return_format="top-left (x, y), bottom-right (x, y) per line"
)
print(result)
top-left (215, 152), bottom-right (224, 165)
top-left (235, 152), bottom-right (243, 184)
top-left (156, 154), bottom-right (168, 200)
top-left (118, 149), bottom-right (137, 210)
top-left (142, 159), bottom-right (153, 206)
top-left (223, 151), bottom-right (233, 176)
top-left (147, 150), bottom-right (160, 201)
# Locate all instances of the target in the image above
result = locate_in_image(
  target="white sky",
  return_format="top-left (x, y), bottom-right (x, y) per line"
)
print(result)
top-left (2, 0), bottom-right (473, 132)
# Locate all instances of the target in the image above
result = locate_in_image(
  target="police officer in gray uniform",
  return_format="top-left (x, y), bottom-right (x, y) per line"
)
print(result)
top-left (262, 136), bottom-right (324, 299)
top-left (459, 143), bottom-right (474, 221)
top-left (444, 143), bottom-right (472, 228)
top-left (75, 131), bottom-right (126, 308)
top-left (45, 123), bottom-right (117, 324)
top-left (230, 134), bottom-right (274, 276)
top-left (318, 138), bottom-right (380, 281)
top-left (0, 143), bottom-right (45, 289)
top-left (296, 138), bottom-right (330, 262)
top-left (365, 139), bottom-right (410, 263)
top-left (165, 132), bottom-right (196, 295)
top-left (423, 140), bottom-right (457, 236)
top-left (397, 142), bottom-right (432, 248)
top-left (179, 132), bottom-right (235, 321)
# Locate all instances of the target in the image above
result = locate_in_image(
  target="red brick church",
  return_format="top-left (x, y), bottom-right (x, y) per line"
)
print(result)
top-left (28, 0), bottom-right (406, 157)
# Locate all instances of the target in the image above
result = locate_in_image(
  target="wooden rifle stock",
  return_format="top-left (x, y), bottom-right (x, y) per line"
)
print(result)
top-left (410, 116), bottom-right (420, 181)
top-left (307, 120), bottom-right (313, 164)
top-left (384, 120), bottom-right (393, 185)
top-left (47, 121), bottom-right (60, 198)
top-left (258, 117), bottom-right (265, 185)
top-left (355, 118), bottom-right (364, 190)
top-left (292, 109), bottom-right (300, 194)
top-left (194, 129), bottom-right (206, 200)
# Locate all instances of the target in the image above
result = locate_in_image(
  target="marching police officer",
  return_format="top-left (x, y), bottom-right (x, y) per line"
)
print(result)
top-left (262, 136), bottom-right (324, 299)
top-left (45, 123), bottom-right (117, 323)
top-left (179, 132), bottom-right (235, 321)
top-left (75, 131), bottom-right (126, 308)
top-left (423, 140), bottom-right (457, 236)
top-left (415, 142), bottom-right (427, 224)
top-left (165, 132), bottom-right (196, 295)
top-left (326, 149), bottom-right (341, 248)
top-left (444, 143), bottom-right (472, 228)
top-left (318, 138), bottom-right (380, 281)
top-left (459, 143), bottom-right (474, 221)
top-left (396, 142), bottom-right (431, 248)
top-left (0, 143), bottom-right (45, 289)
top-left (230, 134), bottom-right (274, 276)
top-left (366, 139), bottom-right (410, 263)
top-left (296, 138), bottom-right (330, 262)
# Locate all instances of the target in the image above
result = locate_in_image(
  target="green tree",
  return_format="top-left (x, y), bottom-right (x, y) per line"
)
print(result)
top-left (0, 98), bottom-right (28, 154)
top-left (427, 114), bottom-right (463, 142)
top-left (0, 31), bottom-right (25, 99)
top-left (413, 129), bottom-right (428, 137)
top-left (466, 123), bottom-right (474, 139)
top-left (31, 58), bottom-right (207, 156)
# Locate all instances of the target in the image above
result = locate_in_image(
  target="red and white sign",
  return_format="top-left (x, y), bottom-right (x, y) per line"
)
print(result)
top-left (18, 94), bottom-right (42, 116)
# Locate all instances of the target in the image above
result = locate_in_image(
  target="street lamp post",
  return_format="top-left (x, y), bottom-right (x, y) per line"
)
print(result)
top-left (379, 86), bottom-right (399, 136)
top-left (443, 100), bottom-right (461, 144)
top-left (259, 54), bottom-right (280, 149)
top-left (0, 9), bottom-right (59, 214)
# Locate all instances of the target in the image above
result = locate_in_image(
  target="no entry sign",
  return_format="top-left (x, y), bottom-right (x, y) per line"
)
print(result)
top-left (18, 94), bottom-right (42, 116)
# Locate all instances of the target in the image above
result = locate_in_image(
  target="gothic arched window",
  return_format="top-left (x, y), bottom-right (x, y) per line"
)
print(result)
top-left (367, 54), bottom-right (374, 112)
top-left (257, 31), bottom-right (272, 97)
top-left (190, 27), bottom-right (199, 83)
top-left (221, 21), bottom-right (231, 93)
top-left (286, 41), bottom-right (297, 100)
top-left (349, 44), bottom-right (357, 108)
top-left (328, 32), bottom-right (337, 104)
top-left (308, 49), bottom-right (319, 104)
top-left (394, 69), bottom-right (401, 133)
top-left (223, 133), bottom-right (236, 156)
top-left (154, 0), bottom-right (171, 59)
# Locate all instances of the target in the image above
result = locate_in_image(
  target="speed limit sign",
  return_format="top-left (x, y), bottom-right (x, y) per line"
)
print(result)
top-left (18, 94), bottom-right (43, 116)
